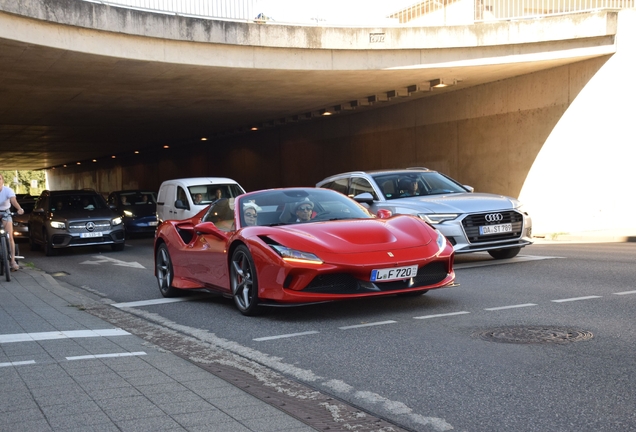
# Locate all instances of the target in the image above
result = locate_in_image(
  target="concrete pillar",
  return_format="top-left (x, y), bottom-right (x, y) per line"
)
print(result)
top-left (519, 9), bottom-right (636, 236)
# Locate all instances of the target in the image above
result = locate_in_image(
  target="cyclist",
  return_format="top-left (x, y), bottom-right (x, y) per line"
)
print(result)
top-left (0, 173), bottom-right (25, 271)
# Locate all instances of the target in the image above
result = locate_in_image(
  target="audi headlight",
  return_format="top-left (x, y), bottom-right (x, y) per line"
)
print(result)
top-left (50, 221), bottom-right (65, 229)
top-left (418, 213), bottom-right (459, 224)
top-left (123, 210), bottom-right (134, 217)
top-left (112, 217), bottom-right (123, 226)
top-left (270, 245), bottom-right (323, 264)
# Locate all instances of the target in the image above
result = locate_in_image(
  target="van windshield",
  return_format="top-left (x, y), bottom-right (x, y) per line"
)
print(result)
top-left (188, 184), bottom-right (244, 206)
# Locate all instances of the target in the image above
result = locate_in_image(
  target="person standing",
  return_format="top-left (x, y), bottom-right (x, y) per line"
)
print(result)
top-left (0, 173), bottom-right (24, 271)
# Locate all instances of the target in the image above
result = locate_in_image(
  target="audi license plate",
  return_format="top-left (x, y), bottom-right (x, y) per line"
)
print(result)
top-left (479, 223), bottom-right (512, 235)
top-left (80, 232), bottom-right (103, 238)
top-left (149, 221), bottom-right (159, 226)
top-left (371, 265), bottom-right (418, 282)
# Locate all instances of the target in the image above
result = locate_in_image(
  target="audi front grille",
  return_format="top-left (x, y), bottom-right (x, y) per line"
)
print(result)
top-left (462, 211), bottom-right (524, 243)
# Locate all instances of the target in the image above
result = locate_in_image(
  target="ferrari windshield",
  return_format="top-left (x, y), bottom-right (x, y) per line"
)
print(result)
top-left (239, 188), bottom-right (373, 227)
top-left (373, 171), bottom-right (468, 200)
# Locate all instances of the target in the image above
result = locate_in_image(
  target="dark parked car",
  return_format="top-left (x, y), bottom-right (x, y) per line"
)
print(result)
top-left (11, 196), bottom-right (36, 240)
top-left (107, 190), bottom-right (158, 235)
top-left (29, 189), bottom-right (125, 256)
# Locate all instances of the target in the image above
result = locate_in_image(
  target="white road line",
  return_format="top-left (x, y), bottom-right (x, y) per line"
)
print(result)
top-left (551, 296), bottom-right (602, 303)
top-left (339, 320), bottom-right (397, 330)
top-left (66, 352), bottom-right (146, 361)
top-left (455, 255), bottom-right (563, 269)
top-left (485, 303), bottom-right (537, 311)
top-left (253, 331), bottom-right (319, 341)
top-left (0, 329), bottom-right (130, 344)
top-left (112, 297), bottom-right (207, 308)
top-left (0, 360), bottom-right (36, 368)
top-left (413, 311), bottom-right (470, 320)
top-left (614, 290), bottom-right (636, 295)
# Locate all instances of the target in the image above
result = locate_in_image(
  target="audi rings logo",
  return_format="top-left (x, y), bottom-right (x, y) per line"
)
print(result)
top-left (485, 213), bottom-right (504, 223)
top-left (86, 221), bottom-right (96, 232)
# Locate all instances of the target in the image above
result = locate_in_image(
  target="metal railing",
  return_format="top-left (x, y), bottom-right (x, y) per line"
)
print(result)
top-left (85, 0), bottom-right (634, 25)
top-left (85, 0), bottom-right (257, 21)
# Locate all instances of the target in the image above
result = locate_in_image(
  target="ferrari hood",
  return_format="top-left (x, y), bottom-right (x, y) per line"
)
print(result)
top-left (270, 217), bottom-right (434, 254)
top-left (389, 193), bottom-right (518, 214)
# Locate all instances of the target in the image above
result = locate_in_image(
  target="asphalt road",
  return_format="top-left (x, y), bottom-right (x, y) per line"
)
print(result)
top-left (18, 237), bottom-right (636, 432)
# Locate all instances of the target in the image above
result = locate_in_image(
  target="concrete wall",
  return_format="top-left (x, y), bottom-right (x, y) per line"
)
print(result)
top-left (51, 50), bottom-right (615, 236)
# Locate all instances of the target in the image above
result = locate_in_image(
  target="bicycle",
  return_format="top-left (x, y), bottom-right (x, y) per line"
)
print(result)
top-left (0, 211), bottom-right (22, 282)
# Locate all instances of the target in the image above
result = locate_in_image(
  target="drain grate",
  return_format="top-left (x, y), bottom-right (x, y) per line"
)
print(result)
top-left (474, 326), bottom-right (593, 344)
top-left (49, 271), bottom-right (70, 277)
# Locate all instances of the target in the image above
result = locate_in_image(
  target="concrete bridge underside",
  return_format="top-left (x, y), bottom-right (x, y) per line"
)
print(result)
top-left (1, 0), bottom-right (635, 236)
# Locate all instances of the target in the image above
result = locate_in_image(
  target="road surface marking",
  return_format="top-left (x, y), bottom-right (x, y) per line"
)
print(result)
top-left (0, 329), bottom-right (130, 344)
top-left (112, 297), bottom-right (207, 308)
top-left (67, 351), bottom-right (146, 361)
top-left (413, 311), bottom-right (470, 320)
top-left (551, 296), bottom-right (602, 303)
top-left (253, 331), bottom-right (319, 341)
top-left (455, 254), bottom-right (562, 269)
top-left (485, 303), bottom-right (537, 311)
top-left (80, 255), bottom-right (145, 268)
top-left (614, 290), bottom-right (636, 295)
top-left (339, 320), bottom-right (397, 330)
top-left (0, 360), bottom-right (36, 367)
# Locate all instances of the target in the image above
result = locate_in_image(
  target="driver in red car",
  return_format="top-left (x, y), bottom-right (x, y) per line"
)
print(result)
top-left (294, 200), bottom-right (314, 222)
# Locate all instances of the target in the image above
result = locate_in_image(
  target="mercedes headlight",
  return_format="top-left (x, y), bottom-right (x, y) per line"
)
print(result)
top-left (50, 221), bottom-right (65, 229)
top-left (270, 245), bottom-right (323, 264)
top-left (418, 213), bottom-right (459, 224)
top-left (112, 217), bottom-right (123, 226)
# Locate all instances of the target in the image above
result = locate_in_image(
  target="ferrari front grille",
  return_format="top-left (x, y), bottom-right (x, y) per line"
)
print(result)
top-left (302, 262), bottom-right (448, 294)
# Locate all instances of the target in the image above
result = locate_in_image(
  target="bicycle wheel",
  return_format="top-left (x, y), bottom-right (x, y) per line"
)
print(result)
top-left (1, 235), bottom-right (10, 281)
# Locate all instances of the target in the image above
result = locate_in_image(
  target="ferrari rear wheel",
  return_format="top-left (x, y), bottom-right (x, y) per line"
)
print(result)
top-left (231, 245), bottom-right (261, 316)
top-left (156, 244), bottom-right (177, 297)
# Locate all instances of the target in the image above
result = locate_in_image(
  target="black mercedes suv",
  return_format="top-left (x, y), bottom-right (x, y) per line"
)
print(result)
top-left (28, 189), bottom-right (125, 256)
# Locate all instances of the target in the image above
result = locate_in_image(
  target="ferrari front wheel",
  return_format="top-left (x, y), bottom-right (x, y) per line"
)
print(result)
top-left (156, 244), bottom-right (177, 297)
top-left (231, 245), bottom-right (261, 316)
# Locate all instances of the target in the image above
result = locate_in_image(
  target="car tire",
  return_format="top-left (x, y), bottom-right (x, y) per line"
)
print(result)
top-left (44, 230), bottom-right (57, 256)
top-left (488, 247), bottom-right (521, 260)
top-left (230, 245), bottom-right (262, 316)
top-left (29, 229), bottom-right (40, 251)
top-left (111, 242), bottom-right (125, 252)
top-left (156, 244), bottom-right (178, 297)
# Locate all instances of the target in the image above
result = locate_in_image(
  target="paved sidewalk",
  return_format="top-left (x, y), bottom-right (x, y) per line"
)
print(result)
top-left (0, 268), bottom-right (318, 432)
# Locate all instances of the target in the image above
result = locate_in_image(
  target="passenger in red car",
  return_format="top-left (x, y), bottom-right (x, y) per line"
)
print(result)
top-left (295, 200), bottom-right (314, 222)
top-left (243, 202), bottom-right (260, 226)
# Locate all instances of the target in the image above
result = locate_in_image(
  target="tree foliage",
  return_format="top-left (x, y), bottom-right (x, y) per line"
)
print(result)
top-left (0, 170), bottom-right (47, 196)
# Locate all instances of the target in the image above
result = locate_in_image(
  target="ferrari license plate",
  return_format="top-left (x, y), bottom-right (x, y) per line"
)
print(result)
top-left (80, 232), bottom-right (103, 238)
top-left (371, 265), bottom-right (418, 282)
top-left (479, 223), bottom-right (512, 235)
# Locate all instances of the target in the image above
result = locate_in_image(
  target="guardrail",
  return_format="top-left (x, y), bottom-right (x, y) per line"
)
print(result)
top-left (85, 0), bottom-right (257, 21)
top-left (85, 0), bottom-right (634, 25)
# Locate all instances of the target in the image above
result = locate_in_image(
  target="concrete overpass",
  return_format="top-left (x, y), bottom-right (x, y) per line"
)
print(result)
top-left (1, 0), bottom-right (635, 236)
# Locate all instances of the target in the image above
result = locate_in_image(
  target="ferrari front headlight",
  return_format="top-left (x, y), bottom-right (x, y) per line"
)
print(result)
top-left (270, 245), bottom-right (323, 264)
top-left (123, 210), bottom-right (134, 217)
top-left (436, 229), bottom-right (446, 252)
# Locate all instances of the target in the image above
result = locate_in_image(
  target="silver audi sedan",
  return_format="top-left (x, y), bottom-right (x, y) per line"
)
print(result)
top-left (317, 168), bottom-right (533, 259)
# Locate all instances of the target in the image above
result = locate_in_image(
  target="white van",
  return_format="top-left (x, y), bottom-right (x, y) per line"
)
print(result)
top-left (156, 177), bottom-right (245, 223)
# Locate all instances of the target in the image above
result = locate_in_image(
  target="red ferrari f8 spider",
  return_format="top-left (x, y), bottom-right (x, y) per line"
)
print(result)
top-left (154, 188), bottom-right (455, 315)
